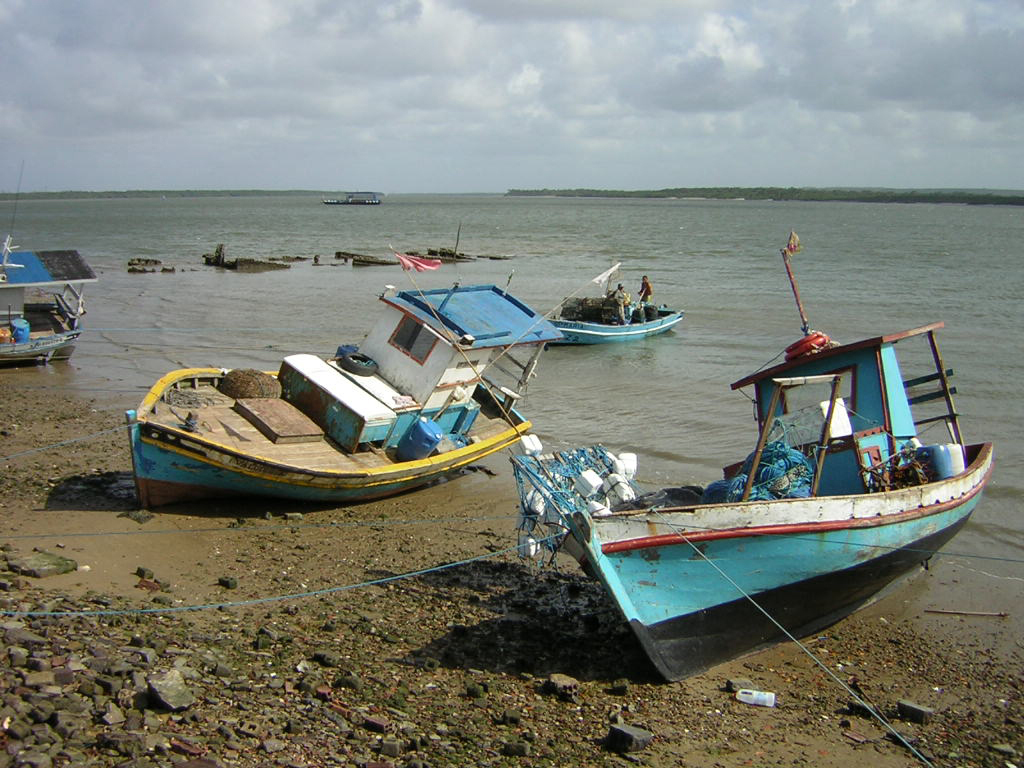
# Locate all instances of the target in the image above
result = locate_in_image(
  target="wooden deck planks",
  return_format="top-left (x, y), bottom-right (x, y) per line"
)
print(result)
top-left (147, 386), bottom-right (517, 474)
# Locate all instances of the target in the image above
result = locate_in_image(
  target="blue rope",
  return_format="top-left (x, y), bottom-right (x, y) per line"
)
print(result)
top-left (0, 538), bottom-right (557, 619)
top-left (1, 425), bottom-right (129, 461)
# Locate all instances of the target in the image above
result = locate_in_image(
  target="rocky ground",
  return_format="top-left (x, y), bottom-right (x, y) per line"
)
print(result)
top-left (0, 372), bottom-right (1020, 768)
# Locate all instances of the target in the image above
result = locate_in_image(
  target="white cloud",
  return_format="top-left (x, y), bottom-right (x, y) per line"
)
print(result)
top-left (1, 0), bottom-right (1022, 191)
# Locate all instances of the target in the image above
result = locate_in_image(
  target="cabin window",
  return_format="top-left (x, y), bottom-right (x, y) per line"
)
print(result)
top-left (775, 367), bottom-right (856, 446)
top-left (389, 316), bottom-right (436, 363)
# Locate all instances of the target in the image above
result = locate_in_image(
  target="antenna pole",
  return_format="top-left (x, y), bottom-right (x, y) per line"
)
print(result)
top-left (780, 231), bottom-right (810, 334)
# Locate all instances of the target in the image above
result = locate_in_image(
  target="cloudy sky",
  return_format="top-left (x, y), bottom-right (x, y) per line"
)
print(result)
top-left (2, 0), bottom-right (1022, 193)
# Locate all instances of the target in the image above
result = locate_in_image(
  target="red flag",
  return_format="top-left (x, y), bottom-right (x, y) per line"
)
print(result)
top-left (784, 230), bottom-right (802, 255)
top-left (395, 251), bottom-right (442, 272)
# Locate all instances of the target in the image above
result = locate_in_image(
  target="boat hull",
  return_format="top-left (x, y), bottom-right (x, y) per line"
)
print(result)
top-left (0, 330), bottom-right (80, 365)
top-left (128, 409), bottom-right (531, 508)
top-left (550, 311), bottom-right (683, 345)
top-left (578, 443), bottom-right (992, 680)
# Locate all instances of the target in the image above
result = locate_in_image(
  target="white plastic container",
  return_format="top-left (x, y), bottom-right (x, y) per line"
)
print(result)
top-left (587, 499), bottom-right (612, 518)
top-left (735, 689), bottom-right (776, 707)
top-left (574, 469), bottom-right (603, 497)
top-left (517, 532), bottom-right (539, 558)
top-left (618, 452), bottom-right (638, 480)
top-left (525, 488), bottom-right (546, 516)
top-left (603, 473), bottom-right (636, 505)
top-left (515, 434), bottom-right (544, 456)
top-left (609, 456), bottom-right (626, 477)
top-left (945, 442), bottom-right (967, 475)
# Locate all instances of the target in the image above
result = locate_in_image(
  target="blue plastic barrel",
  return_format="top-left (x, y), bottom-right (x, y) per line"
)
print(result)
top-left (10, 318), bottom-right (30, 343)
top-left (397, 417), bottom-right (443, 462)
top-left (916, 444), bottom-right (955, 480)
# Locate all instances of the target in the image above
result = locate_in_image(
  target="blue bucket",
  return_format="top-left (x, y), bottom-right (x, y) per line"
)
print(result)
top-left (10, 318), bottom-right (30, 343)
top-left (397, 417), bottom-right (443, 462)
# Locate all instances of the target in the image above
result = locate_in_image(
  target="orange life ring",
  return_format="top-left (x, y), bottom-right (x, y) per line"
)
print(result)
top-left (785, 331), bottom-right (831, 361)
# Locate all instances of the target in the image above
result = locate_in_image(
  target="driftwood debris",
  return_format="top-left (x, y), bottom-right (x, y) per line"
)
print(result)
top-left (202, 244), bottom-right (290, 272)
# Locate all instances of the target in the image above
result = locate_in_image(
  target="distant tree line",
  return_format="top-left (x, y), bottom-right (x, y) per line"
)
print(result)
top-left (505, 187), bottom-right (1024, 206)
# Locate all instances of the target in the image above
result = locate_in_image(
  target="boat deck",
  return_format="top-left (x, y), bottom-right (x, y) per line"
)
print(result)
top-left (144, 382), bottom-right (514, 472)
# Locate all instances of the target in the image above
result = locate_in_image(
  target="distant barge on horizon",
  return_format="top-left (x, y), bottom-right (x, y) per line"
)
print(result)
top-left (323, 192), bottom-right (382, 205)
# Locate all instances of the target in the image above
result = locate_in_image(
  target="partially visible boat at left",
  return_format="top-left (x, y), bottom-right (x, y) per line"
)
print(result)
top-left (0, 235), bottom-right (97, 365)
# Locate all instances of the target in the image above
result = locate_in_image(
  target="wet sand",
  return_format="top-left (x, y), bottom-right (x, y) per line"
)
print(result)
top-left (0, 372), bottom-right (1020, 767)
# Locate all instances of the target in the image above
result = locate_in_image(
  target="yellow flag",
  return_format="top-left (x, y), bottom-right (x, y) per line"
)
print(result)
top-left (784, 230), bottom-right (802, 254)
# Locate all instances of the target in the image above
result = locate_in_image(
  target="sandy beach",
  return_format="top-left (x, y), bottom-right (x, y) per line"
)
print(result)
top-left (0, 371), bottom-right (1020, 768)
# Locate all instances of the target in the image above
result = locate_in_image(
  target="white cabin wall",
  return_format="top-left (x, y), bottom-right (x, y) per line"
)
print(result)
top-left (0, 287), bottom-right (27, 317)
top-left (359, 307), bottom-right (454, 403)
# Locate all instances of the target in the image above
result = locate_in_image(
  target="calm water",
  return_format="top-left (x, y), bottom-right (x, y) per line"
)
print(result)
top-left (5, 194), bottom-right (1023, 637)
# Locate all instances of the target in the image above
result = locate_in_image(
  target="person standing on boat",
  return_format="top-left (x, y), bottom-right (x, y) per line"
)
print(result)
top-left (638, 275), bottom-right (653, 305)
top-left (611, 283), bottom-right (629, 324)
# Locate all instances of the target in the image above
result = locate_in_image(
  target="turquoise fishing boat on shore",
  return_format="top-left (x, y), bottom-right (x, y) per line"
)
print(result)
top-left (127, 283), bottom-right (561, 508)
top-left (512, 236), bottom-right (992, 681)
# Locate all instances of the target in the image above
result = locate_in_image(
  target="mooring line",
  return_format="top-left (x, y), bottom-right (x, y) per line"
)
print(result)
top-left (0, 539), bottom-right (539, 619)
top-left (649, 509), bottom-right (936, 768)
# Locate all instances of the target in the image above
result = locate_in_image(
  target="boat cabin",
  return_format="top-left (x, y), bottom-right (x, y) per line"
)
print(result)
top-left (275, 284), bottom-right (562, 455)
top-left (731, 323), bottom-right (963, 496)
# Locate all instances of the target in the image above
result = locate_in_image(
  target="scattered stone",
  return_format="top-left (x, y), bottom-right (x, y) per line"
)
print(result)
top-left (543, 673), bottom-right (580, 700)
top-left (147, 668), bottom-right (196, 711)
top-left (502, 740), bottom-right (531, 756)
top-left (606, 723), bottom-right (655, 753)
top-left (218, 576), bottom-right (238, 589)
top-left (897, 699), bottom-right (935, 724)
top-left (726, 677), bottom-right (754, 693)
top-left (609, 678), bottom-right (630, 695)
top-left (500, 709), bottom-right (522, 725)
top-left (6, 550), bottom-right (78, 578)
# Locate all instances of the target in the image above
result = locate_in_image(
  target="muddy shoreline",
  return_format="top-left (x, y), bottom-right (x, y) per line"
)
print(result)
top-left (0, 372), bottom-right (1020, 767)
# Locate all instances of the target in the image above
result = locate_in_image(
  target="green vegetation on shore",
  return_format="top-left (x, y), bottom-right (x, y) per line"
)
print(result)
top-left (4, 187), bottom-right (1022, 206)
top-left (506, 187), bottom-right (1024, 206)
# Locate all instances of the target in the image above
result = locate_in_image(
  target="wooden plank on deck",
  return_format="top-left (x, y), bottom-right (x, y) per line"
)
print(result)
top-left (234, 398), bottom-right (324, 444)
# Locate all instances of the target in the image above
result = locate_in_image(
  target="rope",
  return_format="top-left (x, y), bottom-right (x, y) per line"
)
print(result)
top-left (0, 538), bottom-right (551, 619)
top-left (647, 508), bottom-right (936, 767)
top-left (1, 425), bottom-right (129, 462)
top-left (3, 512), bottom-right (521, 542)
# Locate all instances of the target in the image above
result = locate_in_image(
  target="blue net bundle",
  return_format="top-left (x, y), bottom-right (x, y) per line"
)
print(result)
top-left (701, 440), bottom-right (814, 503)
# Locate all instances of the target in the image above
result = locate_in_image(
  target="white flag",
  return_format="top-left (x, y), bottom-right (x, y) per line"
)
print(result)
top-left (591, 262), bottom-right (621, 285)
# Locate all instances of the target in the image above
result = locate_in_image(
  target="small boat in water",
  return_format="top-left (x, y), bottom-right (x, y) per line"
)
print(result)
top-left (549, 264), bottom-right (683, 344)
top-left (127, 283), bottom-right (562, 508)
top-left (0, 235), bottom-right (97, 365)
top-left (511, 236), bottom-right (992, 681)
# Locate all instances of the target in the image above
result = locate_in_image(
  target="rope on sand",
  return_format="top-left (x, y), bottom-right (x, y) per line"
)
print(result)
top-left (0, 425), bottom-right (128, 461)
top-left (0, 539), bottom-right (549, 619)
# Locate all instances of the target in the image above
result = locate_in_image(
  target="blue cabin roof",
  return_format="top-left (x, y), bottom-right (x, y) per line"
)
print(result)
top-left (383, 284), bottom-right (563, 348)
top-left (1, 250), bottom-right (97, 288)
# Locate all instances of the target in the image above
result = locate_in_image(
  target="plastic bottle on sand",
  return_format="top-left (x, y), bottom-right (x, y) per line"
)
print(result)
top-left (735, 689), bottom-right (776, 707)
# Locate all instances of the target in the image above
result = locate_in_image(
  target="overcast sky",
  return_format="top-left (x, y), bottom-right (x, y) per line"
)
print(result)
top-left (2, 0), bottom-right (1022, 193)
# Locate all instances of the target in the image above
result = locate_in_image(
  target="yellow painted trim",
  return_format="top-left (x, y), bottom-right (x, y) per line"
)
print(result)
top-left (138, 417), bottom-right (532, 491)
